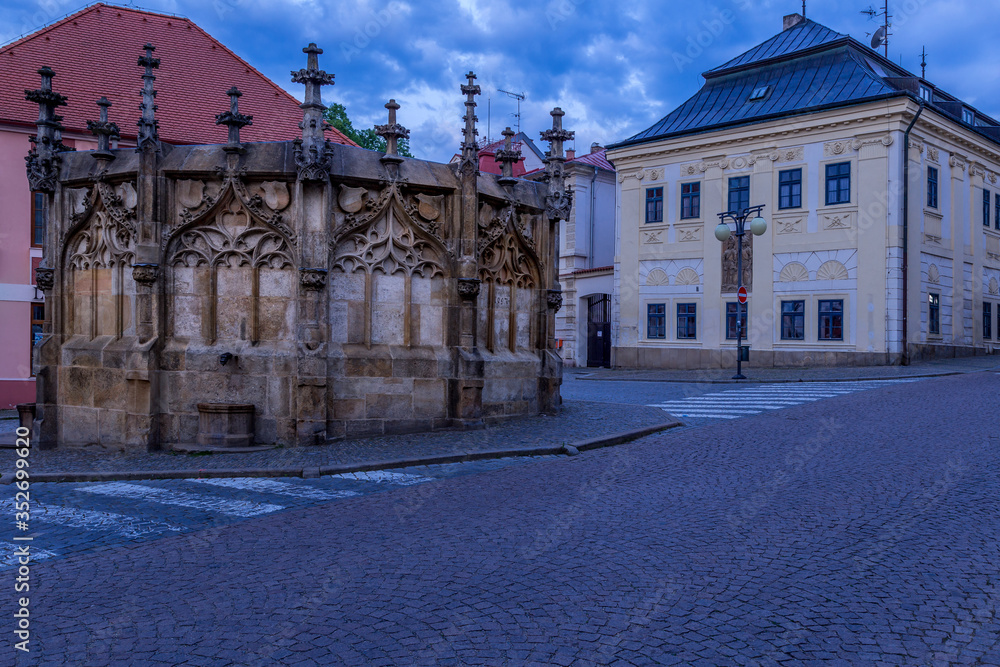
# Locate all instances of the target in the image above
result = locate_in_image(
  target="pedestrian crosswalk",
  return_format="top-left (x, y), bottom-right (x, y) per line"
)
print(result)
top-left (649, 379), bottom-right (919, 420)
top-left (0, 458), bottom-right (540, 569)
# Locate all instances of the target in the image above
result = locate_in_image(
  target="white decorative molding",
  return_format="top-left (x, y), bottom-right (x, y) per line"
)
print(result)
top-left (949, 153), bottom-right (968, 172)
top-left (675, 267), bottom-right (700, 286)
top-left (926, 146), bottom-right (939, 163)
top-left (824, 135), bottom-right (892, 156)
top-left (774, 216), bottom-right (803, 234)
top-left (773, 249), bottom-right (858, 284)
top-left (675, 224), bottom-right (702, 242)
top-left (680, 157), bottom-right (730, 175)
top-left (645, 268), bottom-right (668, 286)
top-left (778, 262), bottom-right (809, 282)
top-left (821, 211), bottom-right (854, 231)
top-left (991, 278), bottom-right (999, 296)
top-left (816, 260), bottom-right (849, 281)
top-left (642, 230), bottom-right (663, 244)
top-left (639, 259), bottom-right (704, 291)
top-left (679, 148), bottom-right (804, 176)
top-left (927, 264), bottom-right (940, 284)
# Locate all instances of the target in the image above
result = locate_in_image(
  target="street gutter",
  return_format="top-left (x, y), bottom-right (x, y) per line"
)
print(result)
top-left (0, 420), bottom-right (681, 484)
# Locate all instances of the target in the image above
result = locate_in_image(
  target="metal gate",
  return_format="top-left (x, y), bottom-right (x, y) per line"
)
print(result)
top-left (586, 294), bottom-right (611, 368)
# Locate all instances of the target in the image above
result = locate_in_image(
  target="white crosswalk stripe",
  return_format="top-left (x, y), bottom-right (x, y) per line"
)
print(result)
top-left (328, 470), bottom-right (433, 485)
top-left (0, 499), bottom-right (182, 538)
top-left (2, 545), bottom-right (58, 569)
top-left (76, 482), bottom-right (285, 517)
top-left (187, 477), bottom-right (361, 500)
top-left (651, 379), bottom-right (919, 421)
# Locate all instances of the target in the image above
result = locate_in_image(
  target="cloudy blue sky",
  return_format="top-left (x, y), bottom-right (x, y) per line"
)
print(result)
top-left (2, 0), bottom-right (999, 161)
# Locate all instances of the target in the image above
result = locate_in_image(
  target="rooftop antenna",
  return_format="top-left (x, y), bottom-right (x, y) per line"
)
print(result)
top-left (862, 1), bottom-right (891, 59)
top-left (920, 45), bottom-right (927, 79)
top-left (497, 88), bottom-right (525, 137)
top-left (802, 0), bottom-right (806, 19)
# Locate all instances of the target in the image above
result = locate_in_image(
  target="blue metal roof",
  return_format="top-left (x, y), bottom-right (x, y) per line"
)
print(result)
top-left (614, 44), bottom-right (901, 148)
top-left (705, 19), bottom-right (847, 77)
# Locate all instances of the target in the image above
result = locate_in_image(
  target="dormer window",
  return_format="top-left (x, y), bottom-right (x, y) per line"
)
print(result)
top-left (748, 85), bottom-right (770, 102)
top-left (963, 108), bottom-right (975, 125)
top-left (919, 85), bottom-right (932, 102)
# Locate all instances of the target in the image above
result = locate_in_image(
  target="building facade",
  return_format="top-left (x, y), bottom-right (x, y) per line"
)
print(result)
top-left (554, 146), bottom-right (616, 367)
top-left (607, 13), bottom-right (999, 368)
top-left (0, 3), bottom-right (354, 408)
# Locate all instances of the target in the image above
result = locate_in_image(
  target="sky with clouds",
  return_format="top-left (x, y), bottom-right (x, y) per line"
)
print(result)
top-left (2, 0), bottom-right (999, 162)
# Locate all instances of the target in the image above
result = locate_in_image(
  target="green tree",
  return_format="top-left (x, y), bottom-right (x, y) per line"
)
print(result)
top-left (324, 102), bottom-right (414, 158)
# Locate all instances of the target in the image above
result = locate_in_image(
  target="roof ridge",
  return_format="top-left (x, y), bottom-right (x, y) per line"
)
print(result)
top-left (704, 18), bottom-right (847, 78)
top-left (1, 3), bottom-right (189, 52)
top-left (1, 2), bottom-right (357, 147)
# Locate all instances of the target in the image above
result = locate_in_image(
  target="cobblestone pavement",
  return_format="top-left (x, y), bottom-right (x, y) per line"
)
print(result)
top-left (7, 370), bottom-right (1000, 664)
top-left (0, 399), bottom-right (669, 473)
top-left (569, 354), bottom-right (1000, 383)
top-left (1, 457), bottom-right (556, 571)
top-left (566, 377), bottom-right (923, 426)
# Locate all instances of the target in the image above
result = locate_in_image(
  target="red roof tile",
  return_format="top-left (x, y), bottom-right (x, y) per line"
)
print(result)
top-left (0, 3), bottom-right (356, 146)
top-left (568, 149), bottom-right (615, 172)
top-left (477, 140), bottom-right (527, 176)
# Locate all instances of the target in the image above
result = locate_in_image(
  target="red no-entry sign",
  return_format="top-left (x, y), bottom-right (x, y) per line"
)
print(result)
top-left (737, 286), bottom-right (748, 304)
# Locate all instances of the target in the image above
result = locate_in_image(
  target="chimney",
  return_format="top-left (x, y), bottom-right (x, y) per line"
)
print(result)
top-left (566, 149), bottom-right (576, 160)
top-left (590, 142), bottom-right (603, 153)
top-left (783, 13), bottom-right (806, 30)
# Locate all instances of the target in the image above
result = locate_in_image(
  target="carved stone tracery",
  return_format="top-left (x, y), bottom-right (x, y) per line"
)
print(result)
top-left (332, 204), bottom-right (446, 278)
top-left (67, 207), bottom-right (136, 270)
top-left (479, 229), bottom-right (540, 289)
top-left (169, 198), bottom-right (293, 269)
top-left (171, 173), bottom-right (294, 247)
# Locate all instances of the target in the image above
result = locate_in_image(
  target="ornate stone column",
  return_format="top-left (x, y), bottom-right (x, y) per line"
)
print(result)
top-left (25, 66), bottom-right (69, 449)
top-left (296, 267), bottom-right (328, 446)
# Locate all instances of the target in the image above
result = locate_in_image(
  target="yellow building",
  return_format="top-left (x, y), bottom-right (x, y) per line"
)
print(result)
top-left (606, 13), bottom-right (1000, 368)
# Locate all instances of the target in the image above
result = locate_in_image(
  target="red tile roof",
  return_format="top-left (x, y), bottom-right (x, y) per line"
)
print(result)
top-left (568, 149), bottom-right (615, 172)
top-left (476, 138), bottom-right (527, 176)
top-left (0, 3), bottom-right (356, 146)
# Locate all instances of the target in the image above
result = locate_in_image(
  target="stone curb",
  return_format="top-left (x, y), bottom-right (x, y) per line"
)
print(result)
top-left (571, 368), bottom-right (989, 384)
top-left (0, 421), bottom-right (682, 484)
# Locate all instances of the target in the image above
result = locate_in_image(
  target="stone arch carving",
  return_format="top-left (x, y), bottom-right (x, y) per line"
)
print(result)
top-left (927, 264), bottom-right (940, 284)
top-left (332, 199), bottom-right (447, 278)
top-left (816, 260), bottom-right (849, 281)
top-left (331, 193), bottom-right (450, 348)
top-left (675, 267), bottom-right (700, 286)
top-left (167, 194), bottom-right (295, 344)
top-left (478, 204), bottom-right (543, 353)
top-left (778, 262), bottom-right (809, 282)
top-left (169, 198), bottom-right (293, 269)
top-left (645, 268), bottom-right (668, 286)
top-left (63, 183), bottom-right (137, 340)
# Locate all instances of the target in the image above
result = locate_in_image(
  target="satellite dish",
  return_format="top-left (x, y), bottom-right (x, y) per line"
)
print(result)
top-left (871, 26), bottom-right (886, 49)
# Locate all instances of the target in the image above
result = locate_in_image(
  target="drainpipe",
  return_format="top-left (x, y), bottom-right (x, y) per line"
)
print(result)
top-left (588, 165), bottom-right (598, 269)
top-left (901, 99), bottom-right (925, 366)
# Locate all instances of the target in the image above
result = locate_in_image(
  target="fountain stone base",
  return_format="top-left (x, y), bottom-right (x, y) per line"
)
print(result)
top-left (196, 403), bottom-right (255, 448)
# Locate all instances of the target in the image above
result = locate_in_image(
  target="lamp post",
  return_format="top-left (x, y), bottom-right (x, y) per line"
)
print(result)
top-left (715, 204), bottom-right (767, 380)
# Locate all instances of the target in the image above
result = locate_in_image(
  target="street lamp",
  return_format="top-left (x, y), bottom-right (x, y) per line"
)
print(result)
top-left (715, 204), bottom-right (767, 380)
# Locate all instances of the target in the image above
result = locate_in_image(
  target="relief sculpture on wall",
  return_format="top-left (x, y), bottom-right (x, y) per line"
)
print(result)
top-left (721, 234), bottom-right (752, 292)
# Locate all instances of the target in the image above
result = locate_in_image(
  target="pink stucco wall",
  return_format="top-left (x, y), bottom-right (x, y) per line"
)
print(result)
top-left (0, 126), bottom-right (34, 408)
top-left (0, 125), bottom-right (99, 408)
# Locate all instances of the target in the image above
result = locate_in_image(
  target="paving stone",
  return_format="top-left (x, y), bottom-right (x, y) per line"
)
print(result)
top-left (8, 371), bottom-right (1000, 663)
